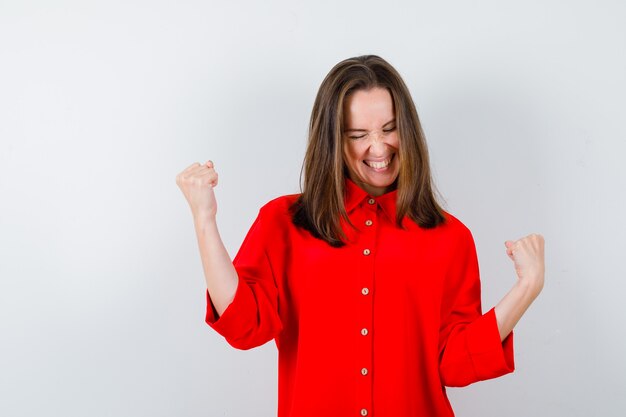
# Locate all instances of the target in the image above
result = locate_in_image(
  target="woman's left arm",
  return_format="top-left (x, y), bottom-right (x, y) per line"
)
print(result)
top-left (494, 234), bottom-right (545, 341)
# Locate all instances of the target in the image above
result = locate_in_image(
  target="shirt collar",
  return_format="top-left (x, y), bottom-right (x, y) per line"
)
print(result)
top-left (344, 177), bottom-right (398, 221)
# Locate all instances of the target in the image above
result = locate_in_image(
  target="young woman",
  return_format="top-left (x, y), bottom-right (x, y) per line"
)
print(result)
top-left (175, 55), bottom-right (545, 416)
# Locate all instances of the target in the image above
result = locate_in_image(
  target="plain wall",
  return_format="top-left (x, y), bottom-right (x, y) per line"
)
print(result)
top-left (1, 1), bottom-right (625, 416)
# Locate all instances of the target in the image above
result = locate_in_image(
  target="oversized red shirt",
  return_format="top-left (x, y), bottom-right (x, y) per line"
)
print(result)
top-left (205, 178), bottom-right (514, 416)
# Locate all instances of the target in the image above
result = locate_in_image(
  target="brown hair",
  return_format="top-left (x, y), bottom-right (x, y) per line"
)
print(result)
top-left (290, 55), bottom-right (445, 247)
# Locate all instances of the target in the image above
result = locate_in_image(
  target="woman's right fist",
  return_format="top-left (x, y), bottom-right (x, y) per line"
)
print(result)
top-left (176, 160), bottom-right (219, 221)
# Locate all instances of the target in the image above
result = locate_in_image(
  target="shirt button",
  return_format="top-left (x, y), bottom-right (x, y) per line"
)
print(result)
top-left (367, 198), bottom-right (375, 205)
top-left (361, 409), bottom-right (368, 416)
top-left (361, 367), bottom-right (368, 376)
top-left (365, 219), bottom-right (373, 226)
top-left (361, 328), bottom-right (368, 336)
top-left (361, 287), bottom-right (369, 295)
top-left (363, 248), bottom-right (371, 256)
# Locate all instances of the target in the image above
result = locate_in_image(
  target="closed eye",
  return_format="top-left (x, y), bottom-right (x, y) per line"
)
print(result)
top-left (348, 134), bottom-right (367, 140)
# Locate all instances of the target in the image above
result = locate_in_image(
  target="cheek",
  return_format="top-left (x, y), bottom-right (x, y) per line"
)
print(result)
top-left (343, 143), bottom-right (361, 165)
top-left (389, 133), bottom-right (400, 149)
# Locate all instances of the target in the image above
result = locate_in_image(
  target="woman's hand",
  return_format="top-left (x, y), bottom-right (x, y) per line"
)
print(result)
top-left (176, 160), bottom-right (238, 316)
top-left (504, 234), bottom-right (545, 298)
top-left (494, 233), bottom-right (545, 340)
top-left (175, 160), bottom-right (219, 222)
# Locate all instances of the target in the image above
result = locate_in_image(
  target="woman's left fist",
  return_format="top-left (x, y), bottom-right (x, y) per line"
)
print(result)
top-left (505, 234), bottom-right (545, 296)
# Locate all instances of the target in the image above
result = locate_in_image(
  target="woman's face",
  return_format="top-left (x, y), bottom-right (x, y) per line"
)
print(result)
top-left (342, 87), bottom-right (400, 197)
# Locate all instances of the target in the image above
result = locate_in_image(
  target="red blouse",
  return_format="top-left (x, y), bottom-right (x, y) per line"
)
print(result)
top-left (205, 178), bottom-right (514, 417)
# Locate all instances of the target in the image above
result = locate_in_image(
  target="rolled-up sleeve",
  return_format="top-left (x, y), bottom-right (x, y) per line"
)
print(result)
top-left (438, 225), bottom-right (515, 387)
top-left (205, 206), bottom-right (283, 350)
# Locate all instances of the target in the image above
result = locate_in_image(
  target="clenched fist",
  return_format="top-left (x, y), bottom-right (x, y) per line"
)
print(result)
top-left (505, 234), bottom-right (545, 297)
top-left (176, 160), bottom-right (219, 221)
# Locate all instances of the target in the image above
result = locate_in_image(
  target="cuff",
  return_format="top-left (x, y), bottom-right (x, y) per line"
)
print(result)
top-left (204, 277), bottom-right (256, 338)
top-left (466, 307), bottom-right (515, 380)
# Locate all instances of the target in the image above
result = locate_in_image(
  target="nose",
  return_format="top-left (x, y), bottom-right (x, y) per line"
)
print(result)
top-left (367, 130), bottom-right (387, 155)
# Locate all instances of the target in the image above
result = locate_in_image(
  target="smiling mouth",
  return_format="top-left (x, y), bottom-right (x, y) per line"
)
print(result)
top-left (364, 154), bottom-right (394, 169)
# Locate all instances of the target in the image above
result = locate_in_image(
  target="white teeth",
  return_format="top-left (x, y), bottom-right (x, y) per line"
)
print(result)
top-left (365, 156), bottom-right (392, 169)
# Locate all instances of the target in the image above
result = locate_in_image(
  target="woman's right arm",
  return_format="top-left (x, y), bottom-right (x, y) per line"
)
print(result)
top-left (175, 160), bottom-right (238, 317)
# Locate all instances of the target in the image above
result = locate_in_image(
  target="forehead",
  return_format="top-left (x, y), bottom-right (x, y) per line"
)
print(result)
top-left (343, 87), bottom-right (395, 126)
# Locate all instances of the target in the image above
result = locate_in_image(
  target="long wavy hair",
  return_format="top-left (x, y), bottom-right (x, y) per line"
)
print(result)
top-left (290, 55), bottom-right (445, 247)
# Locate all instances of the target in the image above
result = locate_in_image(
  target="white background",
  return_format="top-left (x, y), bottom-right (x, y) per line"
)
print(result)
top-left (1, 1), bottom-right (625, 416)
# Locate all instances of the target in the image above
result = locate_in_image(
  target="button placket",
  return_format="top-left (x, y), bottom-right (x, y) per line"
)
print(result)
top-left (355, 197), bottom-right (377, 415)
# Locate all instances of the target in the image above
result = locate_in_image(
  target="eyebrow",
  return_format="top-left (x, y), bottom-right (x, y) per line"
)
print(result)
top-left (343, 119), bottom-right (396, 133)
